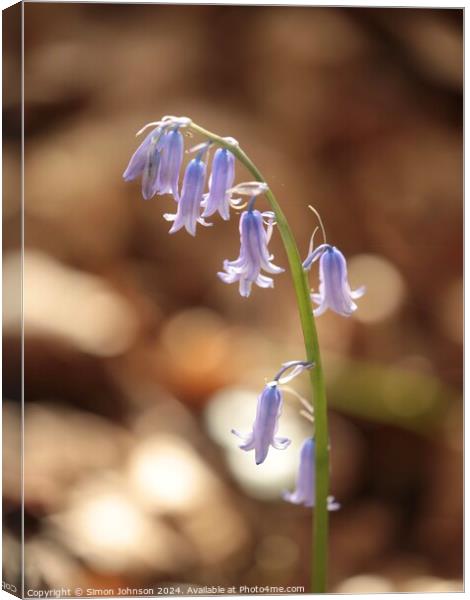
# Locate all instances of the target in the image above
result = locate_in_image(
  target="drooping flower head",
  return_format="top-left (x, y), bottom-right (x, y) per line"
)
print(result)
top-left (303, 244), bottom-right (365, 317)
top-left (232, 360), bottom-right (312, 465)
top-left (123, 116), bottom-right (189, 201)
top-left (164, 152), bottom-right (211, 236)
top-left (284, 437), bottom-right (340, 510)
top-left (202, 148), bottom-right (236, 221)
top-left (219, 203), bottom-right (284, 297)
top-left (232, 382), bottom-right (289, 465)
top-left (123, 126), bottom-right (163, 200)
top-left (123, 126), bottom-right (157, 184)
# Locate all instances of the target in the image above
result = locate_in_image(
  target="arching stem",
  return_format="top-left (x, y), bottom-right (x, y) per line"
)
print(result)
top-left (188, 122), bottom-right (330, 593)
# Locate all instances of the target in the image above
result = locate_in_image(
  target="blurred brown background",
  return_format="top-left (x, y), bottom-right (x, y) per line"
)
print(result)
top-left (3, 3), bottom-right (463, 595)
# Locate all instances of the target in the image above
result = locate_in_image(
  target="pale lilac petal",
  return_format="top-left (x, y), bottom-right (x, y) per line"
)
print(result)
top-left (218, 270), bottom-right (238, 285)
top-left (255, 274), bottom-right (274, 288)
top-left (168, 211), bottom-right (186, 234)
top-left (239, 278), bottom-right (252, 298)
top-left (254, 441), bottom-right (269, 465)
top-left (327, 496), bottom-right (341, 511)
top-left (351, 285), bottom-right (366, 299)
top-left (272, 436), bottom-right (291, 450)
top-left (313, 302), bottom-right (328, 317)
top-left (311, 293), bottom-right (322, 304)
top-left (231, 429), bottom-right (255, 451)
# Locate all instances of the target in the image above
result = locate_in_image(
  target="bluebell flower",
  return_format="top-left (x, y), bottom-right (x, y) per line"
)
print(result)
top-left (232, 382), bottom-right (290, 465)
top-left (218, 208), bottom-right (284, 297)
top-left (303, 244), bottom-right (365, 317)
top-left (163, 156), bottom-right (210, 236)
top-left (202, 148), bottom-right (235, 220)
top-left (123, 127), bottom-right (158, 182)
top-left (123, 126), bottom-right (164, 200)
top-left (284, 438), bottom-right (340, 510)
top-left (123, 119), bottom-right (187, 201)
top-left (157, 128), bottom-right (184, 200)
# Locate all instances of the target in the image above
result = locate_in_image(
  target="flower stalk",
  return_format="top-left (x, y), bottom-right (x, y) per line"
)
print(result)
top-left (188, 122), bottom-right (330, 593)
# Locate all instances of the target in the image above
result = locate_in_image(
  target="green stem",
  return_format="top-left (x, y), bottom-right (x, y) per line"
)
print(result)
top-left (189, 122), bottom-right (330, 593)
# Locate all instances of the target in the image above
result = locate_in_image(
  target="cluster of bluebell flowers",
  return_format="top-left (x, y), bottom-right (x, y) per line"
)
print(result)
top-left (231, 360), bottom-right (339, 509)
top-left (123, 116), bottom-right (284, 298)
top-left (123, 116), bottom-right (189, 201)
top-left (124, 116), bottom-right (365, 511)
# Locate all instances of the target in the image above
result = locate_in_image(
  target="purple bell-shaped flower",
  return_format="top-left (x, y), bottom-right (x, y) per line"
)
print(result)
top-left (232, 381), bottom-right (290, 465)
top-left (202, 148), bottom-right (235, 221)
top-left (303, 244), bottom-right (365, 317)
top-left (284, 437), bottom-right (340, 510)
top-left (219, 208), bottom-right (284, 297)
top-left (163, 155), bottom-right (211, 236)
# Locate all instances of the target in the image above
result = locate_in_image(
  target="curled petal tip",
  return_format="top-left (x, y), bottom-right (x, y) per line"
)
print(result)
top-left (135, 121), bottom-right (161, 136)
top-left (228, 181), bottom-right (268, 197)
top-left (352, 285), bottom-right (366, 299)
top-left (327, 496), bottom-right (341, 511)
